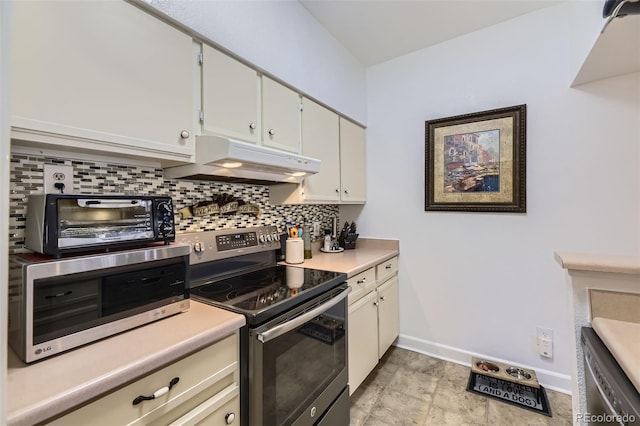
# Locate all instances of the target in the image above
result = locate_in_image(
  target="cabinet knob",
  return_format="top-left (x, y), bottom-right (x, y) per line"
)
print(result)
top-left (344, 189), bottom-right (349, 195)
top-left (268, 128), bottom-right (276, 136)
top-left (373, 301), bottom-right (379, 307)
top-left (335, 188), bottom-right (340, 194)
top-left (380, 296), bottom-right (386, 302)
top-left (180, 130), bottom-right (190, 139)
top-left (225, 412), bottom-right (236, 424)
top-left (249, 122), bottom-right (256, 130)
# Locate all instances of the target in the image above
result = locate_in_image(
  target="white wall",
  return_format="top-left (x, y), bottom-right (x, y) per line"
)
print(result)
top-left (358, 3), bottom-right (640, 392)
top-left (0, 1), bottom-right (10, 422)
top-left (148, 0), bottom-right (367, 124)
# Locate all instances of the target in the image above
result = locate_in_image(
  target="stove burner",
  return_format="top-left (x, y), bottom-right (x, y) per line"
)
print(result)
top-left (196, 282), bottom-right (233, 296)
top-left (227, 285), bottom-right (277, 301)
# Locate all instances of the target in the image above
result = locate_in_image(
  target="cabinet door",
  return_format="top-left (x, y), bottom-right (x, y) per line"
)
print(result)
top-left (262, 76), bottom-right (301, 153)
top-left (11, 1), bottom-right (194, 162)
top-left (339, 118), bottom-right (366, 203)
top-left (300, 98), bottom-right (341, 202)
top-left (348, 291), bottom-right (379, 395)
top-left (202, 45), bottom-right (260, 143)
top-left (377, 277), bottom-right (399, 359)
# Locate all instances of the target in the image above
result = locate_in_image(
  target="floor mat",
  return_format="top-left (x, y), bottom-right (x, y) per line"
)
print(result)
top-left (466, 371), bottom-right (552, 417)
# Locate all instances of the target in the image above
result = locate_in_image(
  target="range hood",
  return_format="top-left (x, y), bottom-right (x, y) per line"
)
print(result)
top-left (164, 135), bottom-right (321, 184)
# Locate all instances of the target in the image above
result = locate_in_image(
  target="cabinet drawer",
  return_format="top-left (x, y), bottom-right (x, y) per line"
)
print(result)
top-left (376, 257), bottom-right (398, 283)
top-left (48, 333), bottom-right (238, 426)
top-left (347, 268), bottom-right (376, 305)
top-left (167, 384), bottom-right (239, 426)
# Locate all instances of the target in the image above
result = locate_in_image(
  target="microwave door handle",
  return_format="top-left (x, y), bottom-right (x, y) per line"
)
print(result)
top-left (256, 287), bottom-right (350, 344)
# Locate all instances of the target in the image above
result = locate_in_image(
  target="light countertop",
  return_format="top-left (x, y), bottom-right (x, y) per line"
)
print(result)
top-left (591, 317), bottom-right (640, 394)
top-left (555, 252), bottom-right (640, 275)
top-left (7, 301), bottom-right (245, 426)
top-left (285, 238), bottom-right (399, 278)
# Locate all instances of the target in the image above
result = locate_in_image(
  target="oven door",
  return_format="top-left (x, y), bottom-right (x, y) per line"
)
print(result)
top-left (249, 285), bottom-right (350, 426)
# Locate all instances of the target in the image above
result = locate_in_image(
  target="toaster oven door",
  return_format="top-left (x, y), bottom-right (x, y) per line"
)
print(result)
top-left (55, 197), bottom-right (155, 248)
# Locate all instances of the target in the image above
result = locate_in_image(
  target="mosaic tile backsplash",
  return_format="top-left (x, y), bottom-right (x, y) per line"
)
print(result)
top-left (9, 153), bottom-right (339, 254)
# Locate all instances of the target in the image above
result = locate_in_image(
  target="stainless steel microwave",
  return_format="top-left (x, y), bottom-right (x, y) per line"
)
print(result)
top-left (8, 244), bottom-right (190, 363)
top-left (25, 194), bottom-right (176, 256)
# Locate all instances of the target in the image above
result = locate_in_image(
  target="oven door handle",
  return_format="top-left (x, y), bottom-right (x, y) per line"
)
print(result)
top-left (256, 286), bottom-right (350, 343)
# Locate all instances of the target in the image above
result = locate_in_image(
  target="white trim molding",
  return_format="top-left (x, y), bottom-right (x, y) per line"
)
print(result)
top-left (396, 334), bottom-right (572, 394)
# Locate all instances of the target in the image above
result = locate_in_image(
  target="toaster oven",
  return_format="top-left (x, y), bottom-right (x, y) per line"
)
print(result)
top-left (25, 194), bottom-right (176, 256)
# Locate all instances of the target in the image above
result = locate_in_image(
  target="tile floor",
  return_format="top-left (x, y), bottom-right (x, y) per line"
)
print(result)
top-left (350, 346), bottom-right (573, 425)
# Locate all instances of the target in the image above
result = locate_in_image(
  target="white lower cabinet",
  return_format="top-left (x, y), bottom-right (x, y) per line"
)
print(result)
top-left (348, 291), bottom-right (379, 396)
top-left (377, 276), bottom-right (400, 359)
top-left (347, 257), bottom-right (399, 395)
top-left (48, 333), bottom-right (240, 426)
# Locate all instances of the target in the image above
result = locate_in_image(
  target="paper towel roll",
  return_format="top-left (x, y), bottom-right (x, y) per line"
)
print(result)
top-left (285, 238), bottom-right (304, 264)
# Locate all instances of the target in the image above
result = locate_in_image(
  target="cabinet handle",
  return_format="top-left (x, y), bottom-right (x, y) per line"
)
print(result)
top-left (385, 264), bottom-right (392, 269)
top-left (268, 128), bottom-right (276, 136)
top-left (132, 377), bottom-right (179, 405)
top-left (180, 130), bottom-right (190, 139)
top-left (357, 278), bottom-right (366, 284)
top-left (249, 122), bottom-right (256, 130)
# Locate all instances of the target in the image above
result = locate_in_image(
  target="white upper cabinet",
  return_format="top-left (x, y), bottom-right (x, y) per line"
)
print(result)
top-left (261, 76), bottom-right (301, 153)
top-left (202, 44), bottom-right (260, 143)
top-left (570, 1), bottom-right (640, 87)
top-left (300, 97), bottom-right (341, 202)
top-left (10, 1), bottom-right (194, 164)
top-left (269, 112), bottom-right (366, 205)
top-left (339, 118), bottom-right (366, 203)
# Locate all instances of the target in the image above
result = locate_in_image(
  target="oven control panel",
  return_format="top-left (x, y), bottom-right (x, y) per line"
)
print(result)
top-left (216, 232), bottom-right (258, 251)
top-left (176, 226), bottom-right (281, 264)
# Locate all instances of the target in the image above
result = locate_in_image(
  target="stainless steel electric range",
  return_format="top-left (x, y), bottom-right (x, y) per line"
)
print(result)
top-left (177, 226), bottom-right (350, 426)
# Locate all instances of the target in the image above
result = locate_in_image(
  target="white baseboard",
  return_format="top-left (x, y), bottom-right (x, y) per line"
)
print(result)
top-left (396, 334), bottom-right (572, 395)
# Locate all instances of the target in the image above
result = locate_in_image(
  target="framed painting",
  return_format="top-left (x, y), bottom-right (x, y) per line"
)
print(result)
top-left (425, 104), bottom-right (526, 213)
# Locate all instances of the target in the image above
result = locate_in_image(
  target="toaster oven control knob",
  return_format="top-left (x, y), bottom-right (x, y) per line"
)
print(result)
top-left (271, 232), bottom-right (279, 242)
top-left (193, 241), bottom-right (205, 253)
top-left (266, 234), bottom-right (273, 242)
top-left (224, 412), bottom-right (235, 424)
top-left (259, 234), bottom-right (266, 243)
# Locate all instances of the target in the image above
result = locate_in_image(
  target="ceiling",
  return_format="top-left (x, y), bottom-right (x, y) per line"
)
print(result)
top-left (299, 0), bottom-right (565, 66)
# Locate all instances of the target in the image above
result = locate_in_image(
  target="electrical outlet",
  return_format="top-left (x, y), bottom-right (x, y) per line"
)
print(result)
top-left (313, 221), bottom-right (321, 237)
top-left (537, 327), bottom-right (553, 358)
top-left (43, 164), bottom-right (74, 194)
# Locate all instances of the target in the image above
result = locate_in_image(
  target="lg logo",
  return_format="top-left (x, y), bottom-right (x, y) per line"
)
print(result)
top-left (35, 346), bottom-right (52, 355)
